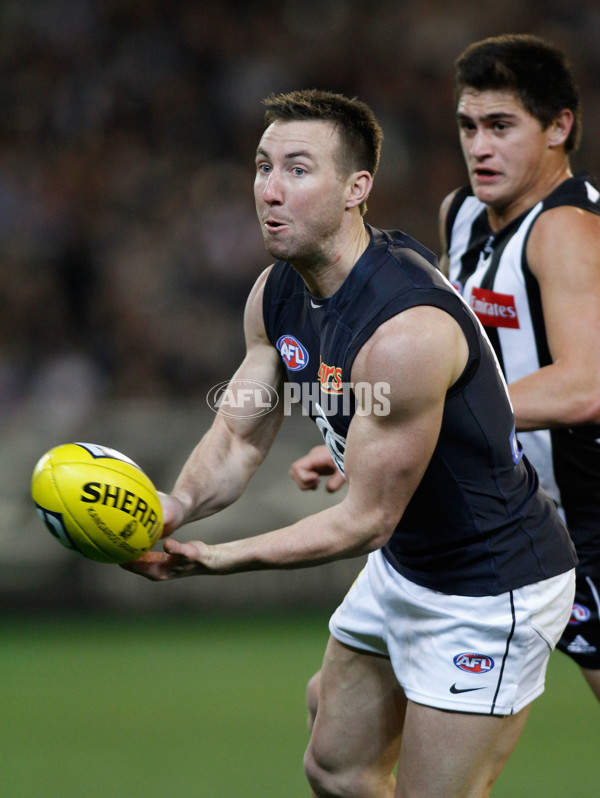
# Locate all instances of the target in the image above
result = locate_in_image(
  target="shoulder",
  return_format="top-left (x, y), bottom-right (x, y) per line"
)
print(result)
top-left (528, 204), bottom-right (600, 280)
top-left (438, 187), bottom-right (461, 238)
top-left (351, 306), bottom-right (468, 399)
top-left (243, 265), bottom-right (275, 344)
top-left (439, 187), bottom-right (462, 225)
top-left (247, 259), bottom-right (304, 318)
top-left (532, 203), bottom-right (600, 238)
top-left (245, 264), bottom-right (274, 310)
top-left (528, 174), bottom-right (600, 264)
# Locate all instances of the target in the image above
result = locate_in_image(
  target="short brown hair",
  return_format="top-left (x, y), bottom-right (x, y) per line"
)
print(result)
top-left (262, 89), bottom-right (383, 214)
top-left (455, 34), bottom-right (581, 153)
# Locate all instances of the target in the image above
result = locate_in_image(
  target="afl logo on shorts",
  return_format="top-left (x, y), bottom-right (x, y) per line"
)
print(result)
top-left (453, 653), bottom-right (495, 673)
top-left (568, 603), bottom-right (591, 625)
top-left (277, 335), bottom-right (309, 371)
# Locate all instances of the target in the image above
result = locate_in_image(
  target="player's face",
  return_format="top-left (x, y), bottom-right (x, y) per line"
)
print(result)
top-left (457, 89), bottom-right (553, 225)
top-left (254, 120), bottom-right (350, 266)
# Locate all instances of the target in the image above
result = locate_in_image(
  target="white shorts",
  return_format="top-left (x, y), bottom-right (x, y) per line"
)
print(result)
top-left (329, 550), bottom-right (575, 716)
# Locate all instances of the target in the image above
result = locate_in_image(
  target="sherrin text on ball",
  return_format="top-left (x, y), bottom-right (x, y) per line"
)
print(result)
top-left (31, 442), bottom-right (163, 563)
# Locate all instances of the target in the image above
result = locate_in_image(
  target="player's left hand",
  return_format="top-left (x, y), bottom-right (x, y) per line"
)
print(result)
top-left (158, 492), bottom-right (188, 538)
top-left (119, 538), bottom-right (212, 580)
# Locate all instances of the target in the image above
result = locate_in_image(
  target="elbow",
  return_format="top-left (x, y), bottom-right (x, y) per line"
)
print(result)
top-left (537, 381), bottom-right (600, 428)
top-left (567, 387), bottom-right (600, 426)
top-left (569, 370), bottom-right (600, 425)
top-left (349, 508), bottom-right (400, 555)
top-left (578, 397), bottom-right (600, 426)
top-left (368, 517), bottom-right (398, 551)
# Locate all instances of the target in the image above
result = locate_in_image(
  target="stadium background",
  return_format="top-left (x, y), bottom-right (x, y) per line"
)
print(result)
top-left (1, 1), bottom-right (599, 795)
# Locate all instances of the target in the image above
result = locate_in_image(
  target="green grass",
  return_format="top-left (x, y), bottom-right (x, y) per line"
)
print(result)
top-left (2, 613), bottom-right (598, 797)
top-left (2, 612), bottom-right (328, 798)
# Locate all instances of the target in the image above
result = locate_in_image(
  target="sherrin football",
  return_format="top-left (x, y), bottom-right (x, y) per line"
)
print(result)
top-left (31, 442), bottom-right (163, 563)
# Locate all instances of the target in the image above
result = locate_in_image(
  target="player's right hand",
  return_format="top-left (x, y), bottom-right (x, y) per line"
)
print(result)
top-left (289, 445), bottom-right (345, 492)
top-left (119, 539), bottom-right (213, 580)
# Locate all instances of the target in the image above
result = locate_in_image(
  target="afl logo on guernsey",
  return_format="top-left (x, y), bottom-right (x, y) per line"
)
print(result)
top-left (453, 653), bottom-right (495, 673)
top-left (569, 603), bottom-right (591, 625)
top-left (277, 334), bottom-right (309, 371)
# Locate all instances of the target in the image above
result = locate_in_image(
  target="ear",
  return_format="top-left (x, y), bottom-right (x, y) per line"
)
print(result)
top-left (547, 108), bottom-right (574, 148)
top-left (345, 170), bottom-right (373, 210)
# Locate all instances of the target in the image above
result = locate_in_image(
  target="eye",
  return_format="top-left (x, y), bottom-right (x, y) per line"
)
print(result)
top-left (292, 166), bottom-right (306, 176)
top-left (257, 163), bottom-right (272, 174)
top-left (458, 119), bottom-right (476, 133)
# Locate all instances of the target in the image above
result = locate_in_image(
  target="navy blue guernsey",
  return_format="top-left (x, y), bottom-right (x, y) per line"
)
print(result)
top-left (263, 224), bottom-right (577, 596)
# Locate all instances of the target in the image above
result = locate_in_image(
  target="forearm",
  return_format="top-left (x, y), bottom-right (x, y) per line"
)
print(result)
top-left (199, 501), bottom-right (390, 575)
top-left (171, 412), bottom-right (283, 527)
top-left (510, 365), bottom-right (600, 430)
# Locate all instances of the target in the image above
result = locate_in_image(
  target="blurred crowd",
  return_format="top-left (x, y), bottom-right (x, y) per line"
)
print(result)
top-left (2, 0), bottom-right (600, 421)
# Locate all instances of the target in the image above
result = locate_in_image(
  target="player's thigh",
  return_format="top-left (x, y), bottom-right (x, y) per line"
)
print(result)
top-left (395, 700), bottom-right (530, 798)
top-left (307, 636), bottom-right (407, 778)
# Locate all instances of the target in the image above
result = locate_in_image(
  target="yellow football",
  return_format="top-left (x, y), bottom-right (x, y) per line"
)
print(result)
top-left (31, 442), bottom-right (163, 563)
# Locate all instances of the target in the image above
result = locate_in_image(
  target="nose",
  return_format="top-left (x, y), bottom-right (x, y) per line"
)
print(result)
top-left (469, 128), bottom-right (493, 159)
top-left (261, 170), bottom-right (283, 204)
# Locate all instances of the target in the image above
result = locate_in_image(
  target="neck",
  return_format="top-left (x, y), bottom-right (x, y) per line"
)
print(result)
top-left (293, 221), bottom-right (370, 297)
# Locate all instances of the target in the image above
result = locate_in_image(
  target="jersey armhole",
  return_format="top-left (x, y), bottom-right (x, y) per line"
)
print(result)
top-left (262, 261), bottom-right (290, 347)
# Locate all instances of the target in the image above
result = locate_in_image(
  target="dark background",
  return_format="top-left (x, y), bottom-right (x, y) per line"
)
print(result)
top-left (2, 7), bottom-right (599, 795)
top-left (2, 0), bottom-right (599, 408)
top-left (1, 0), bottom-right (599, 610)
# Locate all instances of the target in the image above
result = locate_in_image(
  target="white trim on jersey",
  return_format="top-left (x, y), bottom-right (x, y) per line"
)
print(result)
top-left (586, 575), bottom-right (600, 617)
top-left (586, 182), bottom-right (600, 203)
top-left (447, 196), bottom-right (485, 270)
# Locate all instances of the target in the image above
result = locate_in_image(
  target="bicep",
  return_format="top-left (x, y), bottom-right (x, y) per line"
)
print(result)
top-left (215, 266), bottom-right (286, 453)
top-left (339, 307), bottom-right (466, 544)
top-left (341, 394), bottom-right (444, 542)
top-left (528, 209), bottom-right (600, 362)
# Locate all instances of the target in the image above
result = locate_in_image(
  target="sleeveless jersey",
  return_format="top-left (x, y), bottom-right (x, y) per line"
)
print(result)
top-left (263, 224), bottom-right (576, 596)
top-left (445, 173), bottom-right (600, 572)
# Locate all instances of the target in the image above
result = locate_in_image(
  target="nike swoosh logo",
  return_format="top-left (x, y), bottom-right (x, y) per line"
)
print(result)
top-left (310, 300), bottom-right (322, 309)
top-left (449, 684), bottom-right (486, 694)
